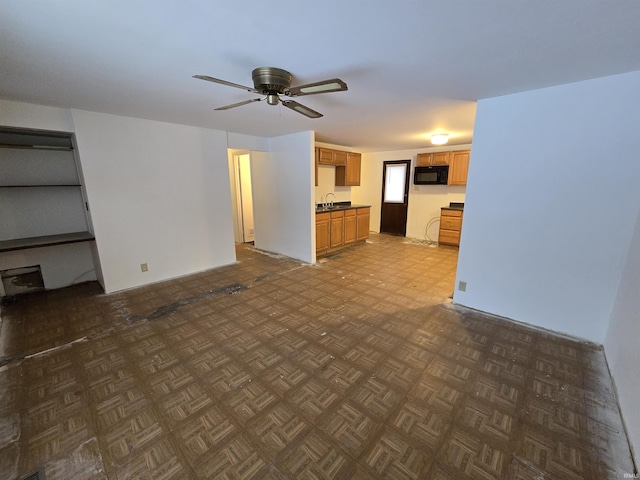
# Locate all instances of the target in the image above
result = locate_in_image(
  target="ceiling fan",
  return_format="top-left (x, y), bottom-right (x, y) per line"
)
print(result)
top-left (193, 67), bottom-right (348, 118)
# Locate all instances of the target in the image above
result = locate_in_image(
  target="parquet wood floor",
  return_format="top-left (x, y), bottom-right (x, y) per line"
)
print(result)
top-left (0, 234), bottom-right (634, 479)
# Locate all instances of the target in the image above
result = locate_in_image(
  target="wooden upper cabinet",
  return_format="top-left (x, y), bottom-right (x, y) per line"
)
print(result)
top-left (448, 150), bottom-right (470, 186)
top-left (415, 149), bottom-right (470, 186)
top-left (335, 152), bottom-right (361, 186)
top-left (318, 148), bottom-right (334, 165)
top-left (416, 153), bottom-right (430, 166)
top-left (317, 146), bottom-right (362, 186)
top-left (432, 151), bottom-right (450, 165)
top-left (333, 150), bottom-right (347, 166)
top-left (416, 151), bottom-right (450, 166)
top-left (346, 153), bottom-right (361, 185)
top-left (318, 147), bottom-right (346, 166)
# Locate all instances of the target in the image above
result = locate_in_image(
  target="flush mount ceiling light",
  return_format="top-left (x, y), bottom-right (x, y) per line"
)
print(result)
top-left (431, 133), bottom-right (449, 145)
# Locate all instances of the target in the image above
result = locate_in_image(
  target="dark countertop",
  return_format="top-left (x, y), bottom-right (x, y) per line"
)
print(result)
top-left (315, 203), bottom-right (371, 214)
top-left (441, 202), bottom-right (464, 211)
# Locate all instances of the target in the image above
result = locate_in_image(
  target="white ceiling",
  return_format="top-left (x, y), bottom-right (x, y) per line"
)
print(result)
top-left (2, 1), bottom-right (640, 152)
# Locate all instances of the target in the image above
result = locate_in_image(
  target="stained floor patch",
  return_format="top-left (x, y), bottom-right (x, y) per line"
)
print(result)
top-left (129, 283), bottom-right (249, 322)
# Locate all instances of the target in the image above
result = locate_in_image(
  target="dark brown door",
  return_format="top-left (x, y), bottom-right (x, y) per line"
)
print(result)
top-left (380, 160), bottom-right (411, 236)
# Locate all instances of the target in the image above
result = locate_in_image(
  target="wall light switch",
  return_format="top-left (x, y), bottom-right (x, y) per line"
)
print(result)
top-left (458, 281), bottom-right (467, 292)
top-left (141, 263), bottom-right (148, 272)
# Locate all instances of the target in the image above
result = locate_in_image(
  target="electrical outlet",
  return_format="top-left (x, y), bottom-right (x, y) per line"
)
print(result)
top-left (141, 263), bottom-right (148, 272)
top-left (458, 281), bottom-right (467, 292)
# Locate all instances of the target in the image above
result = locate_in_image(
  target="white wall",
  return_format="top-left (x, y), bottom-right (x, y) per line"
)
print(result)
top-left (316, 165), bottom-right (351, 205)
top-left (0, 99), bottom-right (75, 132)
top-left (251, 131), bottom-right (315, 263)
top-left (454, 70), bottom-right (640, 343)
top-left (227, 132), bottom-right (269, 152)
top-left (352, 146), bottom-right (469, 239)
top-left (0, 100), bottom-right (99, 291)
top-left (606, 203), bottom-right (640, 465)
top-left (71, 110), bottom-right (237, 293)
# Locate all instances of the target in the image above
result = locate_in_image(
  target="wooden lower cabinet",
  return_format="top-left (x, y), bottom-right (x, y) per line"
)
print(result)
top-left (356, 207), bottom-right (370, 241)
top-left (344, 209), bottom-right (357, 244)
top-left (316, 207), bottom-right (370, 255)
top-left (438, 208), bottom-right (463, 246)
top-left (316, 212), bottom-right (330, 252)
top-left (330, 211), bottom-right (344, 248)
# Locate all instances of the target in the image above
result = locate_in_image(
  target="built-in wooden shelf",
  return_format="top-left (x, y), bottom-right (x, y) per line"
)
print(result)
top-left (0, 184), bottom-right (82, 188)
top-left (0, 231), bottom-right (95, 253)
top-left (0, 144), bottom-right (73, 151)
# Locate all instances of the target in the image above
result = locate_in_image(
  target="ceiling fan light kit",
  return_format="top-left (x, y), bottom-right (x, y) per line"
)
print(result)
top-left (194, 67), bottom-right (347, 118)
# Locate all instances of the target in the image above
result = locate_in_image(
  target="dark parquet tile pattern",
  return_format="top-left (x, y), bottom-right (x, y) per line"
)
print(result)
top-left (0, 234), bottom-right (634, 479)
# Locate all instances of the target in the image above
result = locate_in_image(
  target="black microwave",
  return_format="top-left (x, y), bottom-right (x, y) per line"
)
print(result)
top-left (414, 165), bottom-right (449, 185)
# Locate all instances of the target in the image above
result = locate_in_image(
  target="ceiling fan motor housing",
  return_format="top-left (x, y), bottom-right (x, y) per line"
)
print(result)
top-left (252, 67), bottom-right (292, 95)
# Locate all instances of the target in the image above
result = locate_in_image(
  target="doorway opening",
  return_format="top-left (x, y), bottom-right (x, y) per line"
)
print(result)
top-left (380, 159), bottom-right (411, 236)
top-left (230, 153), bottom-right (255, 243)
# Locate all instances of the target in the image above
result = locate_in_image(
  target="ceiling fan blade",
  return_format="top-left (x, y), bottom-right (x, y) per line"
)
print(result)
top-left (281, 100), bottom-right (323, 118)
top-left (193, 75), bottom-right (259, 94)
top-left (286, 78), bottom-right (348, 96)
top-left (215, 98), bottom-right (263, 111)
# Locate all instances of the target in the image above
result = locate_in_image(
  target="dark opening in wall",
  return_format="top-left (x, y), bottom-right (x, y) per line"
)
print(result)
top-left (1, 265), bottom-right (44, 296)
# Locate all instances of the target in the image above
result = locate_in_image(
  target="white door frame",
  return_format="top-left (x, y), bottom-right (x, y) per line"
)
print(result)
top-left (233, 153), bottom-right (255, 243)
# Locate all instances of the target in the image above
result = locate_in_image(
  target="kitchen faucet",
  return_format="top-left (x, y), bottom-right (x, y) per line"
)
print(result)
top-left (325, 193), bottom-right (335, 208)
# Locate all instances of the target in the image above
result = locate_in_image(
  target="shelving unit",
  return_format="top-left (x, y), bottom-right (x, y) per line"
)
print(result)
top-left (0, 232), bottom-right (96, 253)
top-left (0, 127), bottom-right (94, 253)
